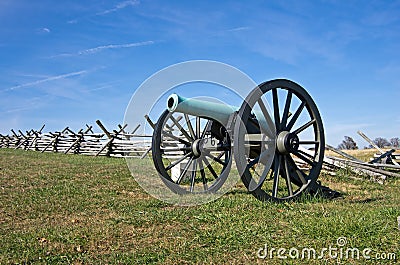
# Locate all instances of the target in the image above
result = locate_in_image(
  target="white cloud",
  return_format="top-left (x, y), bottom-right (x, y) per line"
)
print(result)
top-left (67, 19), bottom-right (78, 24)
top-left (36, 27), bottom-right (51, 34)
top-left (66, 0), bottom-right (140, 24)
top-left (226, 26), bottom-right (250, 32)
top-left (52, 41), bottom-right (154, 57)
top-left (78, 41), bottom-right (154, 55)
top-left (3, 70), bottom-right (88, 92)
top-left (96, 0), bottom-right (139, 15)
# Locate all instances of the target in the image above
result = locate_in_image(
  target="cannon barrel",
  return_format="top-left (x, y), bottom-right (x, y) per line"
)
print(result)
top-left (167, 93), bottom-right (274, 137)
top-left (167, 94), bottom-right (237, 126)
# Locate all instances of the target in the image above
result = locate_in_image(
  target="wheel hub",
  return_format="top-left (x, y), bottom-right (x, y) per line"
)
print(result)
top-left (191, 139), bottom-right (202, 158)
top-left (276, 131), bottom-right (299, 154)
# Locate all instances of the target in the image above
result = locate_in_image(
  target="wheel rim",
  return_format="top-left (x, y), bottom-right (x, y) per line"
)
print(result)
top-left (234, 79), bottom-right (325, 201)
top-left (152, 110), bottom-right (232, 194)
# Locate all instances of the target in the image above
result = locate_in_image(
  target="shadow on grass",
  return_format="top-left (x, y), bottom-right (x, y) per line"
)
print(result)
top-left (347, 197), bottom-right (383, 203)
top-left (225, 189), bottom-right (249, 196)
top-left (224, 181), bottom-right (345, 203)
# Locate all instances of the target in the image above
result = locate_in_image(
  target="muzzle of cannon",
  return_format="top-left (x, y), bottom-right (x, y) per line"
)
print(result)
top-left (151, 79), bottom-right (325, 202)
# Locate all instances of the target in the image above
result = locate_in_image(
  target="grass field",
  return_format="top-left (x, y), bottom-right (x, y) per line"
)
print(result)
top-left (1, 149), bottom-right (399, 264)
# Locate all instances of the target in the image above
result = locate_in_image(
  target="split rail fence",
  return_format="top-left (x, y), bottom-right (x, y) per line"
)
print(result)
top-left (1, 122), bottom-right (399, 182)
top-left (0, 120), bottom-right (152, 158)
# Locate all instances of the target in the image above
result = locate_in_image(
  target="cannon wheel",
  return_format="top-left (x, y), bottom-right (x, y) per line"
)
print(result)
top-left (152, 110), bottom-right (232, 194)
top-left (234, 79), bottom-right (325, 202)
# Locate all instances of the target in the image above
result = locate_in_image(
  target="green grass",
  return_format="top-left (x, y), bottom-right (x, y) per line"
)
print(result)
top-left (1, 149), bottom-right (399, 264)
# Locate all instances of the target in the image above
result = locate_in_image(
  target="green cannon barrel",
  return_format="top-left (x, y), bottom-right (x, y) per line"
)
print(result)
top-left (167, 94), bottom-right (237, 126)
top-left (167, 93), bottom-right (275, 137)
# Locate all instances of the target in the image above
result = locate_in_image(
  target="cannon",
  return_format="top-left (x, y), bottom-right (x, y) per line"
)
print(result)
top-left (151, 79), bottom-right (325, 202)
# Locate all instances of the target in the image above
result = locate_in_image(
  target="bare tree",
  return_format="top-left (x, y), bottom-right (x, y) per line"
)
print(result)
top-left (373, 137), bottom-right (390, 148)
top-left (390, 137), bottom-right (400, 148)
top-left (338, 136), bottom-right (358, 150)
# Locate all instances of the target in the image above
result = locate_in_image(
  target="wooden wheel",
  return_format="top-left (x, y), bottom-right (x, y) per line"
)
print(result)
top-left (152, 110), bottom-right (232, 194)
top-left (234, 79), bottom-right (325, 201)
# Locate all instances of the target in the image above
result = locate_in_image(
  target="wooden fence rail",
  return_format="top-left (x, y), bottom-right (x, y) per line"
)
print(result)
top-left (0, 120), bottom-right (152, 158)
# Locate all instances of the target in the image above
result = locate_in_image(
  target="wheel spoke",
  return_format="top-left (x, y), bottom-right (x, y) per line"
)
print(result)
top-left (292, 119), bottom-right (316, 135)
top-left (272, 154), bottom-right (282, 197)
top-left (286, 101), bottom-right (306, 131)
top-left (196, 117), bottom-right (201, 138)
top-left (249, 156), bottom-right (271, 191)
top-left (184, 114), bottom-right (196, 139)
top-left (281, 91), bottom-right (292, 130)
top-left (224, 150), bottom-right (230, 164)
top-left (189, 159), bottom-right (197, 192)
top-left (287, 155), bottom-right (308, 185)
top-left (162, 130), bottom-right (190, 145)
top-left (247, 148), bottom-right (272, 170)
top-left (250, 167), bottom-right (261, 178)
top-left (170, 115), bottom-right (193, 142)
top-left (283, 156), bottom-right (293, 196)
top-left (165, 152), bottom-right (193, 171)
top-left (204, 151), bottom-right (227, 166)
top-left (201, 157), bottom-right (219, 179)
top-left (257, 98), bottom-right (275, 137)
top-left (299, 148), bottom-right (317, 158)
top-left (177, 156), bottom-right (194, 184)
top-left (299, 140), bottom-right (319, 145)
top-left (272, 88), bottom-right (280, 131)
top-left (166, 115), bottom-right (183, 130)
top-left (161, 146), bottom-right (191, 152)
top-left (200, 120), bottom-right (211, 139)
top-left (199, 160), bottom-right (208, 191)
top-left (292, 150), bottom-right (316, 167)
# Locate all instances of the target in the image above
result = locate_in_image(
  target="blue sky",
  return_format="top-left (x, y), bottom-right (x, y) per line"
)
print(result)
top-left (0, 0), bottom-right (399, 147)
